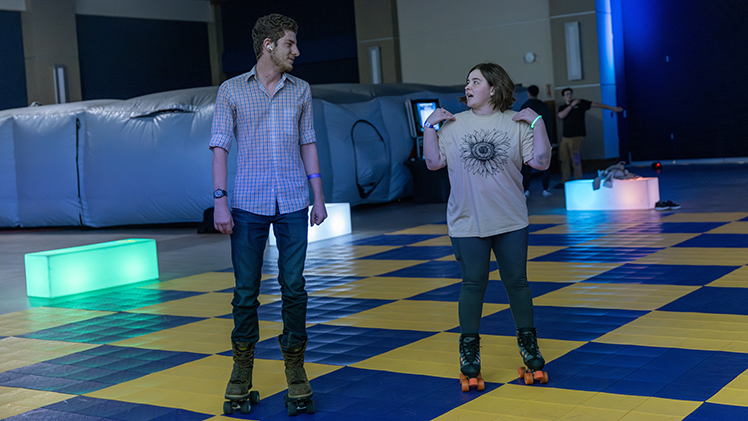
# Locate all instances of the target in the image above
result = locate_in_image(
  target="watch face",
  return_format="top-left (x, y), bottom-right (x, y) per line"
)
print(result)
top-left (214, 189), bottom-right (226, 198)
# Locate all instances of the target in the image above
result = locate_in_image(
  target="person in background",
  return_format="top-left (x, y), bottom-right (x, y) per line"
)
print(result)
top-left (520, 85), bottom-right (554, 197)
top-left (556, 87), bottom-right (623, 186)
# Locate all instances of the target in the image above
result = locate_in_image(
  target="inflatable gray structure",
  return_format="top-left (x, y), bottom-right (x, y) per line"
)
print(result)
top-left (1, 83), bottom-right (481, 228)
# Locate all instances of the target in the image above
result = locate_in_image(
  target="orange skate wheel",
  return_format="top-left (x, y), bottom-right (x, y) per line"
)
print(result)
top-left (459, 373), bottom-right (469, 392)
top-left (518, 367), bottom-right (526, 378)
top-left (468, 377), bottom-right (478, 387)
top-left (477, 373), bottom-right (485, 391)
top-left (539, 371), bottom-right (549, 384)
top-left (524, 372), bottom-right (534, 385)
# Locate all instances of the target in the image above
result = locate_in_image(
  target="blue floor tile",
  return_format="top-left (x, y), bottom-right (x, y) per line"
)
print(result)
top-left (617, 222), bottom-right (728, 234)
top-left (673, 234), bottom-right (748, 248)
top-left (247, 324), bottom-right (436, 365)
top-left (19, 313), bottom-right (205, 344)
top-left (528, 233), bottom-right (605, 246)
top-left (346, 234), bottom-right (443, 246)
top-left (242, 367), bottom-right (497, 421)
top-left (359, 245), bottom-right (455, 260)
top-left (684, 403), bottom-right (748, 420)
top-left (407, 281), bottom-right (569, 303)
top-left (0, 346), bottom-right (208, 395)
top-left (46, 289), bottom-right (204, 312)
top-left (253, 296), bottom-right (394, 324)
top-left (584, 264), bottom-right (740, 285)
top-left (659, 287), bottom-right (748, 315)
top-left (530, 246), bottom-right (663, 263)
top-left (379, 260), bottom-right (473, 278)
top-left (544, 343), bottom-right (748, 401)
top-left (459, 306), bottom-right (648, 341)
top-left (528, 223), bottom-right (559, 233)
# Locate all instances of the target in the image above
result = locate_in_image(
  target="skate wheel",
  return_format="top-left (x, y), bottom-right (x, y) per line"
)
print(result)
top-left (306, 399), bottom-right (315, 414)
top-left (539, 371), bottom-right (549, 384)
top-left (459, 373), bottom-right (469, 392)
top-left (477, 378), bottom-right (485, 391)
top-left (468, 377), bottom-right (478, 387)
top-left (524, 372), bottom-right (534, 385)
top-left (283, 393), bottom-right (290, 405)
top-left (223, 401), bottom-right (233, 415)
top-left (518, 367), bottom-right (526, 378)
top-left (249, 390), bottom-right (260, 404)
top-left (239, 400), bottom-right (250, 414)
top-left (288, 404), bottom-right (298, 416)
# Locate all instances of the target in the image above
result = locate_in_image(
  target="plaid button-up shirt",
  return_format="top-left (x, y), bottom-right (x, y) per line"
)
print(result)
top-left (209, 67), bottom-right (316, 216)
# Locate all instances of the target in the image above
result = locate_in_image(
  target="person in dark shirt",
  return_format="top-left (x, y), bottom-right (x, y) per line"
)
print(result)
top-left (557, 87), bottom-right (623, 185)
top-left (520, 85), bottom-right (553, 196)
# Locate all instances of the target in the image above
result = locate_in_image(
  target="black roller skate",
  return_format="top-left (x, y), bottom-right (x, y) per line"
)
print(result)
top-left (280, 337), bottom-right (315, 416)
top-left (458, 334), bottom-right (485, 392)
top-left (517, 327), bottom-right (548, 385)
top-left (223, 341), bottom-right (260, 414)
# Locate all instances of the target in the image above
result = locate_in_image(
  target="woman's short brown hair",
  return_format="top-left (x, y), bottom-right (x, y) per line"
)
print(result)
top-left (459, 63), bottom-right (515, 112)
top-left (252, 14), bottom-right (298, 59)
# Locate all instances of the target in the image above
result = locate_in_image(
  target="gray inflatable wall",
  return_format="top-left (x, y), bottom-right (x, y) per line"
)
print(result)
top-left (1, 84), bottom-right (464, 228)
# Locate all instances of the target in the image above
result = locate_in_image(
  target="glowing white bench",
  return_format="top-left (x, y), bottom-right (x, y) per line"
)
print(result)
top-left (25, 238), bottom-right (159, 298)
top-left (565, 177), bottom-right (660, 211)
top-left (269, 203), bottom-right (351, 246)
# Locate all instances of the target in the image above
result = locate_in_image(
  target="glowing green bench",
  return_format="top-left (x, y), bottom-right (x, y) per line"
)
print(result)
top-left (25, 238), bottom-right (159, 298)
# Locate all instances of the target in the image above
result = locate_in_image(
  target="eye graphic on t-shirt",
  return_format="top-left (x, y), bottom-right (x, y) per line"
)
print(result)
top-left (459, 129), bottom-right (510, 176)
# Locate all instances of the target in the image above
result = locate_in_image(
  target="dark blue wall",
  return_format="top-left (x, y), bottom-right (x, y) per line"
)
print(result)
top-left (0, 10), bottom-right (28, 111)
top-left (76, 15), bottom-right (212, 100)
top-left (619, 0), bottom-right (748, 160)
top-left (220, 0), bottom-right (358, 83)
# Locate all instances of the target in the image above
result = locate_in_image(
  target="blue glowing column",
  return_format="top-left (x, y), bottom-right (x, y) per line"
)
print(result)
top-left (25, 238), bottom-right (159, 298)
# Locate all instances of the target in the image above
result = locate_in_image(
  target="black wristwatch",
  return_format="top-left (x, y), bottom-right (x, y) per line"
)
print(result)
top-left (213, 189), bottom-right (228, 199)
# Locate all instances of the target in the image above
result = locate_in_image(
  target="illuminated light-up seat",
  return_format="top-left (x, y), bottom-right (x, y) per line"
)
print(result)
top-left (564, 177), bottom-right (660, 211)
top-left (25, 238), bottom-right (159, 299)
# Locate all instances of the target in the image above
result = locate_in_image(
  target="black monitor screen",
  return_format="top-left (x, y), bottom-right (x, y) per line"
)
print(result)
top-left (409, 99), bottom-right (440, 137)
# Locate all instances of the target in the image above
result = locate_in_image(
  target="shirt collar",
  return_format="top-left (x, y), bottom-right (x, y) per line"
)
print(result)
top-left (246, 66), bottom-right (295, 84)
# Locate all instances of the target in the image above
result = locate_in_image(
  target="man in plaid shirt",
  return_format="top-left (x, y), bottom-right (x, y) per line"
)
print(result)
top-left (210, 13), bottom-right (326, 412)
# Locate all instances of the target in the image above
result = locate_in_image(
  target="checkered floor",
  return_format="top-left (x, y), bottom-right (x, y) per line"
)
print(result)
top-left (3, 210), bottom-right (748, 420)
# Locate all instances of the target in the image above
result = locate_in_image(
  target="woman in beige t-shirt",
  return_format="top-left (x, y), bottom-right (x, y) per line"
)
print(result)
top-left (422, 63), bottom-right (552, 387)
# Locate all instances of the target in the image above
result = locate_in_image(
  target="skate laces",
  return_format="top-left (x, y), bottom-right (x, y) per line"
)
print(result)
top-left (518, 330), bottom-right (540, 358)
top-left (233, 343), bottom-right (255, 368)
top-left (460, 337), bottom-right (481, 365)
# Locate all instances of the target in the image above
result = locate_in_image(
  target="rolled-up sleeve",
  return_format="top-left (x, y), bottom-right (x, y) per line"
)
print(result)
top-left (298, 86), bottom-right (315, 146)
top-left (209, 81), bottom-right (235, 152)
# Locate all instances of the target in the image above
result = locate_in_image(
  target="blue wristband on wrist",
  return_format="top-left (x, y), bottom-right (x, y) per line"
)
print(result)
top-left (530, 115), bottom-right (542, 129)
top-left (307, 173), bottom-right (321, 180)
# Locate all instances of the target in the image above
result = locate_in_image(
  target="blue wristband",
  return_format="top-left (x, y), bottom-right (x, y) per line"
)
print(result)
top-left (530, 115), bottom-right (542, 129)
top-left (307, 173), bottom-right (321, 180)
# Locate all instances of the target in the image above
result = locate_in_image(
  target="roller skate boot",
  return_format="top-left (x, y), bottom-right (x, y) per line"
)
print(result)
top-left (223, 341), bottom-right (260, 414)
top-left (458, 334), bottom-right (485, 392)
top-left (280, 336), bottom-right (315, 415)
top-left (516, 327), bottom-right (548, 385)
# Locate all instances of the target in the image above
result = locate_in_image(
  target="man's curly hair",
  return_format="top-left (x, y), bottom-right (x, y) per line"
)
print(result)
top-left (252, 14), bottom-right (298, 59)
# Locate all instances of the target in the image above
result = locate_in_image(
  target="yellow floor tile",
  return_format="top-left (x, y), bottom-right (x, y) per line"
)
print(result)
top-left (388, 224), bottom-right (449, 235)
top-left (138, 272), bottom-right (239, 292)
top-left (596, 311), bottom-right (748, 351)
top-left (303, 259), bottom-right (427, 277)
top-left (311, 276), bottom-right (459, 300)
top-left (707, 266), bottom-right (748, 288)
top-left (352, 332), bottom-right (583, 383)
top-left (658, 212), bottom-right (748, 223)
top-left (630, 396), bottom-right (701, 417)
top-left (526, 262), bottom-right (622, 283)
top-left (87, 354), bottom-right (340, 416)
top-left (0, 386), bottom-right (74, 419)
top-left (109, 318), bottom-right (283, 354)
top-left (707, 221), bottom-right (748, 234)
top-left (0, 307), bottom-right (113, 336)
top-left (325, 300), bottom-right (504, 332)
top-left (0, 337), bottom-right (98, 373)
top-left (633, 247), bottom-right (748, 266)
top-left (533, 283), bottom-right (697, 311)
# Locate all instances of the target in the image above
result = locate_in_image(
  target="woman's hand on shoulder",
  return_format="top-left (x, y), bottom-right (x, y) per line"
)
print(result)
top-left (511, 108), bottom-right (539, 125)
top-left (426, 108), bottom-right (456, 126)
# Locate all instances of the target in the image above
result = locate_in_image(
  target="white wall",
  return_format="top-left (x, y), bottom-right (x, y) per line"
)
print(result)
top-left (397, 0), bottom-right (555, 100)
